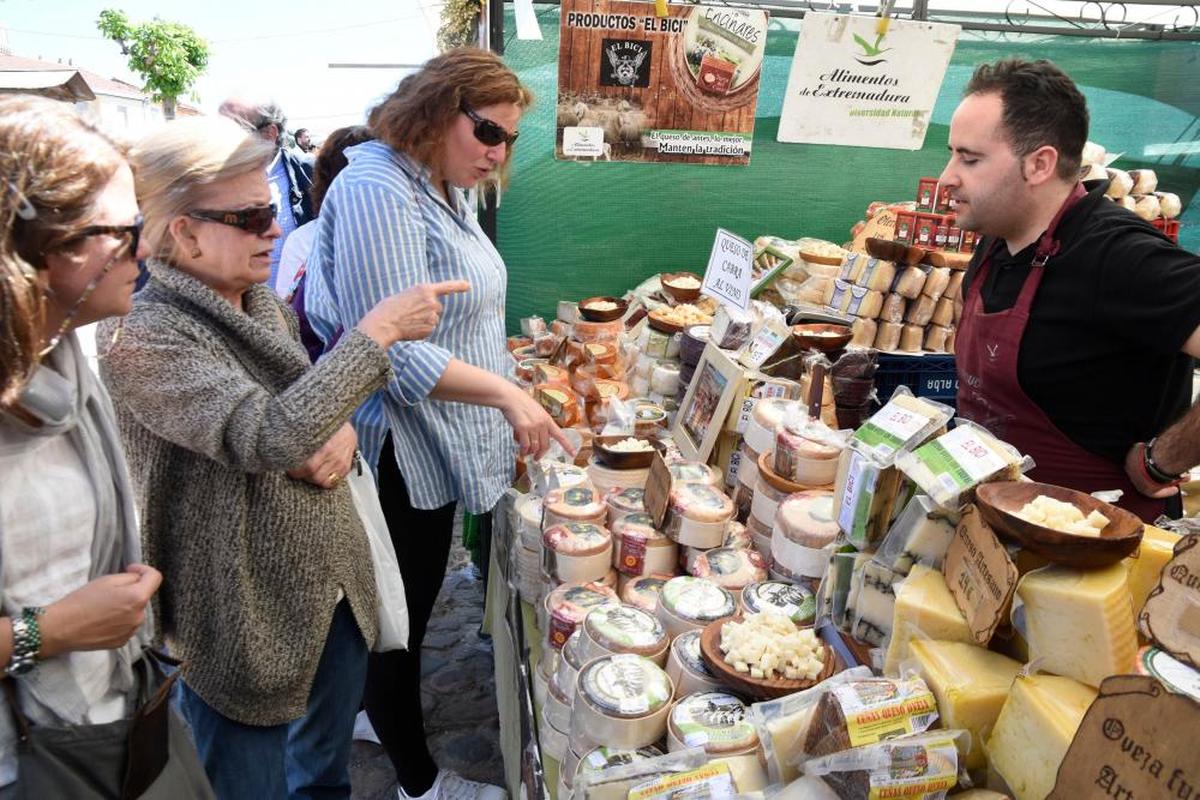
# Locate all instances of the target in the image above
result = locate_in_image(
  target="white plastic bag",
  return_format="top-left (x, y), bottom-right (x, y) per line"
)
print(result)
top-left (347, 456), bottom-right (409, 652)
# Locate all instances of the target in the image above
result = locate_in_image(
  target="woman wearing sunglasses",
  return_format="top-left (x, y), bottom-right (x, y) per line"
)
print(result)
top-left (304, 47), bottom-right (567, 800)
top-left (0, 96), bottom-right (213, 796)
top-left (98, 115), bottom-right (467, 799)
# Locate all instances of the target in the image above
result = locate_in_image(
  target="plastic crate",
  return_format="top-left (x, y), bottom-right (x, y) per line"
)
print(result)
top-left (872, 353), bottom-right (959, 411)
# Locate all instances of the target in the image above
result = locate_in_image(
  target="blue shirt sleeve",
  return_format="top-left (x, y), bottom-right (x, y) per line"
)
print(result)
top-left (328, 178), bottom-right (453, 406)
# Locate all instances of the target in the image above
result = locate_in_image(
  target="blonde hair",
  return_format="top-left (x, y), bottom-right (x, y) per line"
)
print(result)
top-left (0, 95), bottom-right (127, 403)
top-left (368, 47), bottom-right (532, 185)
top-left (131, 115), bottom-right (275, 263)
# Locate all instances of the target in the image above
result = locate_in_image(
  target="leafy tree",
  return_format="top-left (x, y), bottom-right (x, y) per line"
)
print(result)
top-left (97, 9), bottom-right (209, 119)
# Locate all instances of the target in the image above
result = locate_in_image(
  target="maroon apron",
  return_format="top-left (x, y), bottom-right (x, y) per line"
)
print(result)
top-left (956, 183), bottom-right (1166, 522)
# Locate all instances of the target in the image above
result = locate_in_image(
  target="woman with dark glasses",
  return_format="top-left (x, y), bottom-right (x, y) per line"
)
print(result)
top-left (305, 46), bottom-right (567, 800)
top-left (0, 96), bottom-right (211, 796)
top-left (98, 114), bottom-right (466, 799)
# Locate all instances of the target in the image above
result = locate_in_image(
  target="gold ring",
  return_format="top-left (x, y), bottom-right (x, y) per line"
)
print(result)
top-left (328, 472), bottom-right (341, 486)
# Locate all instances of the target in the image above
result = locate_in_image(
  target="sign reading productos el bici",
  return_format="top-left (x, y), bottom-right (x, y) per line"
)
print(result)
top-left (778, 13), bottom-right (960, 150)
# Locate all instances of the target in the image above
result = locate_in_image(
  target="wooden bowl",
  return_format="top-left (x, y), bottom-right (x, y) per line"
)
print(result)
top-left (699, 615), bottom-right (837, 700)
top-left (975, 481), bottom-right (1145, 569)
top-left (578, 296), bottom-right (628, 323)
top-left (593, 435), bottom-right (666, 470)
top-left (791, 323), bottom-right (852, 353)
top-left (660, 272), bottom-right (703, 304)
top-left (647, 308), bottom-right (687, 335)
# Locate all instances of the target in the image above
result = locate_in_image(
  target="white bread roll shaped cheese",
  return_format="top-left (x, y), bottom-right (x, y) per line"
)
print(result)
top-left (1132, 193), bottom-right (1162, 221)
top-left (891, 266), bottom-right (927, 300)
top-left (945, 270), bottom-right (964, 304)
top-left (899, 324), bottom-right (925, 353)
top-left (1155, 191), bottom-right (1182, 219)
top-left (1129, 168), bottom-right (1158, 195)
top-left (874, 321), bottom-right (903, 351)
top-left (925, 324), bottom-right (952, 353)
top-left (931, 296), bottom-right (955, 328)
top-left (921, 267), bottom-right (951, 301)
top-left (905, 294), bottom-right (936, 327)
top-left (1105, 168), bottom-right (1134, 199)
top-left (879, 293), bottom-right (907, 324)
top-left (850, 317), bottom-right (878, 347)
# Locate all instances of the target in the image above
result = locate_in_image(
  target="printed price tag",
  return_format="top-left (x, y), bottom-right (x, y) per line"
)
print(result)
top-left (943, 505), bottom-right (1018, 645)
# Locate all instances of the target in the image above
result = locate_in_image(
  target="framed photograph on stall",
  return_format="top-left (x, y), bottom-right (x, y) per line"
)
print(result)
top-left (673, 342), bottom-right (744, 461)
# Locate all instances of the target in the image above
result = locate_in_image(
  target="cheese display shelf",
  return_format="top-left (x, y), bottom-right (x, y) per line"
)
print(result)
top-left (489, 244), bottom-right (1197, 799)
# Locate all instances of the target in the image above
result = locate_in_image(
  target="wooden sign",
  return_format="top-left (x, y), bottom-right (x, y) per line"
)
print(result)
top-left (1048, 675), bottom-right (1200, 799)
top-left (644, 451), bottom-right (673, 529)
top-left (556, 0), bottom-right (767, 165)
top-left (849, 205), bottom-right (899, 254)
top-left (942, 505), bottom-right (1018, 645)
top-left (1139, 533), bottom-right (1200, 669)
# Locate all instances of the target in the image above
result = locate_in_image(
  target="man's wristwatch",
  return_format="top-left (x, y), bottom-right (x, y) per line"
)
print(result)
top-left (6, 607), bottom-right (45, 677)
top-left (1144, 438), bottom-right (1186, 485)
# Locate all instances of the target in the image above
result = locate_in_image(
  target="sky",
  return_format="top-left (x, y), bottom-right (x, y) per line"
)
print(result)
top-left (1, 0), bottom-right (442, 136)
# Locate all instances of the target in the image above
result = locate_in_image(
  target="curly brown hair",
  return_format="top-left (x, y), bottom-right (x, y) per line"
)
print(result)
top-left (310, 125), bottom-right (373, 216)
top-left (368, 47), bottom-right (532, 185)
top-left (0, 95), bottom-right (127, 403)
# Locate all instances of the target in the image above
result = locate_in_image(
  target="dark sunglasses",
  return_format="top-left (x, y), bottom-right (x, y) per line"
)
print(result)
top-left (460, 104), bottom-right (519, 147)
top-left (67, 214), bottom-right (144, 258)
top-left (188, 204), bottom-right (277, 235)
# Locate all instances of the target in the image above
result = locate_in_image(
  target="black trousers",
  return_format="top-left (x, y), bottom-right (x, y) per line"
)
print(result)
top-left (364, 435), bottom-right (457, 796)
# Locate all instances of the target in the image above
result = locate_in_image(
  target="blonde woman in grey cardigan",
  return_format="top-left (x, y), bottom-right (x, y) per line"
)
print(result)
top-left (99, 116), bottom-right (466, 800)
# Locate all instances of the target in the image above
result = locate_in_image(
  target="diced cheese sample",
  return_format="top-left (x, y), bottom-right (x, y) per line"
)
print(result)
top-left (986, 674), bottom-right (1097, 800)
top-left (883, 564), bottom-right (973, 675)
top-left (909, 640), bottom-right (1021, 770)
top-left (1123, 524), bottom-right (1182, 614)
top-left (1017, 562), bottom-right (1137, 687)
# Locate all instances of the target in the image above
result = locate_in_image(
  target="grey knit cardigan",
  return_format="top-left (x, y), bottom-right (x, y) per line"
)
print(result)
top-left (99, 263), bottom-right (390, 725)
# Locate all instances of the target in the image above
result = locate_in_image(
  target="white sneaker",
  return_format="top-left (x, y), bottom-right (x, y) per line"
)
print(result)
top-left (399, 769), bottom-right (507, 800)
top-left (352, 710), bottom-right (381, 744)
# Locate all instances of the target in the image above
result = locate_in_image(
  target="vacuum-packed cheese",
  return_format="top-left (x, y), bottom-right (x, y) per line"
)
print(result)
top-left (905, 294), bottom-right (936, 326)
top-left (1106, 168), bottom-right (1134, 199)
top-left (879, 293), bottom-right (906, 324)
top-left (924, 323), bottom-right (951, 352)
top-left (855, 258), bottom-right (897, 292)
top-left (898, 324), bottom-right (924, 352)
top-left (665, 482), bottom-right (734, 549)
top-left (619, 573), bottom-right (672, 612)
top-left (544, 486), bottom-right (607, 528)
top-left (883, 563), bottom-right (973, 675)
top-left (1129, 168), bottom-right (1158, 194)
top-left (921, 267), bottom-right (951, 301)
top-left (606, 487), bottom-right (646, 526)
top-left (667, 692), bottom-right (758, 756)
top-left (1155, 191), bottom-right (1182, 219)
top-left (931, 296), bottom-right (954, 328)
top-left (771, 490), bottom-right (838, 580)
top-left (849, 317), bottom-right (877, 347)
top-left (668, 461), bottom-right (722, 487)
top-left (1123, 524), bottom-right (1182, 613)
top-left (612, 513), bottom-right (677, 577)
top-left (891, 266), bottom-right (927, 299)
top-left (1132, 193), bottom-right (1161, 221)
top-left (873, 321), bottom-right (903, 351)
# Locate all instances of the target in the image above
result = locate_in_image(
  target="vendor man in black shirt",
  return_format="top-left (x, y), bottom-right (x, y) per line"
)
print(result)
top-left (940, 58), bottom-right (1200, 520)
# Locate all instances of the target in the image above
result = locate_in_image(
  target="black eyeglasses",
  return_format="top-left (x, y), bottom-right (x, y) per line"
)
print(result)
top-left (460, 104), bottom-right (519, 147)
top-left (67, 215), bottom-right (144, 258)
top-left (188, 204), bottom-right (277, 235)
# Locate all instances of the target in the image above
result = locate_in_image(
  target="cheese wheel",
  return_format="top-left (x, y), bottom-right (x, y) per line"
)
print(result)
top-left (581, 603), bottom-right (670, 665)
top-left (514, 493), bottom-right (544, 551)
top-left (924, 324), bottom-right (952, 353)
top-left (741, 580), bottom-right (816, 626)
top-left (611, 513), bottom-right (678, 577)
top-left (774, 429), bottom-right (841, 486)
top-left (891, 266), bottom-right (927, 300)
top-left (850, 317), bottom-right (877, 348)
top-left (649, 362), bottom-right (681, 396)
top-left (874, 321), bottom-right (903, 351)
top-left (666, 482), bottom-right (734, 548)
top-left (540, 692), bottom-right (570, 760)
top-left (946, 327), bottom-right (956, 355)
top-left (666, 630), bottom-right (723, 698)
top-left (1129, 169), bottom-right (1158, 195)
top-left (1106, 168), bottom-right (1133, 199)
top-left (633, 402), bottom-right (669, 438)
top-left (544, 486), bottom-right (607, 529)
top-left (899, 324), bottom-right (925, 353)
top-left (879, 293), bottom-right (906, 324)
top-left (931, 296), bottom-right (954, 328)
top-left (554, 630), bottom-right (586, 702)
top-left (656, 576), bottom-right (736, 638)
top-left (544, 581), bottom-right (620, 649)
top-left (574, 318), bottom-right (624, 343)
top-left (535, 384), bottom-right (580, 426)
top-left (668, 461), bottom-right (722, 487)
top-left (606, 487), bottom-right (646, 526)
top-left (1155, 191), bottom-right (1182, 219)
top-left (845, 285), bottom-right (884, 319)
top-left (688, 547), bottom-right (768, 590)
top-left (544, 523), bottom-right (614, 584)
top-left (515, 357), bottom-right (548, 384)
top-left (737, 442), bottom-right (762, 491)
top-left (571, 655), bottom-right (674, 749)
top-left (745, 398), bottom-right (798, 454)
top-left (745, 515), bottom-right (772, 560)
top-left (666, 692), bottom-right (758, 756)
top-left (723, 520), bottom-right (752, 550)
top-left (572, 745), bottom-right (665, 791)
top-left (905, 294), bottom-right (936, 326)
top-left (619, 573), bottom-right (673, 612)
top-left (771, 491), bottom-right (838, 579)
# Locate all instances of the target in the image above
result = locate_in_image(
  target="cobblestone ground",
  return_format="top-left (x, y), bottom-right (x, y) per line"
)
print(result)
top-left (351, 523), bottom-right (504, 799)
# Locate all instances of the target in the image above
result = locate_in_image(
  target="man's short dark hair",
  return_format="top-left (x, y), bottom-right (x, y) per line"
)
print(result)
top-left (295, 128), bottom-right (309, 138)
top-left (965, 58), bottom-right (1089, 180)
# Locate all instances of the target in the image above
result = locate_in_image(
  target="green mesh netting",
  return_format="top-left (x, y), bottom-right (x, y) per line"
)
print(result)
top-left (497, 7), bottom-right (1200, 333)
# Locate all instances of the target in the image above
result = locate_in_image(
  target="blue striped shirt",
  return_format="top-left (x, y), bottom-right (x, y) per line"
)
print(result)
top-left (304, 142), bottom-right (515, 513)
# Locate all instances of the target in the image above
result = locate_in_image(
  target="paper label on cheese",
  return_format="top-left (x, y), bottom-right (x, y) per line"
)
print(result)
top-left (584, 654), bottom-right (671, 716)
top-left (675, 630), bottom-right (715, 677)
top-left (1141, 647), bottom-right (1200, 702)
top-left (831, 680), bottom-right (939, 748)
top-left (836, 449), bottom-right (880, 541)
top-left (617, 532), bottom-right (649, 575)
top-left (581, 745), bottom-right (663, 775)
top-left (914, 426), bottom-right (1007, 492)
top-left (589, 605), bottom-right (664, 648)
top-left (854, 402), bottom-right (931, 460)
top-left (839, 253), bottom-right (859, 282)
top-left (672, 693), bottom-right (753, 745)
top-left (863, 735), bottom-right (960, 800)
top-left (735, 397), bottom-right (757, 433)
top-left (663, 578), bottom-right (735, 621)
top-left (628, 763), bottom-right (733, 800)
top-left (741, 318), bottom-right (790, 369)
top-left (743, 581), bottom-right (816, 624)
top-left (706, 548), bottom-right (744, 576)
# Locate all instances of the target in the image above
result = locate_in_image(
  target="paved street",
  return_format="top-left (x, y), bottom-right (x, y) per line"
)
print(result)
top-left (351, 531), bottom-right (505, 799)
